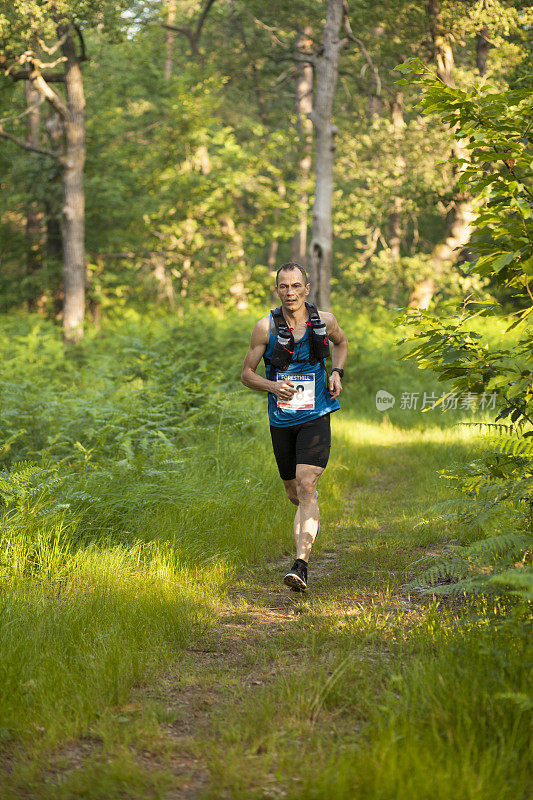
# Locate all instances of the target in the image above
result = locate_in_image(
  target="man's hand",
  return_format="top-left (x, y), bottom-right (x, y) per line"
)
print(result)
top-left (328, 371), bottom-right (342, 399)
top-left (274, 380), bottom-right (296, 402)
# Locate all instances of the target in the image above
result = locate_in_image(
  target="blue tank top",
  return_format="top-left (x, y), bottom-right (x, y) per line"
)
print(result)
top-left (263, 312), bottom-right (340, 427)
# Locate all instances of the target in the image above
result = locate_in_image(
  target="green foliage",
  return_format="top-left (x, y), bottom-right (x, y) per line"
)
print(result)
top-left (395, 58), bottom-right (532, 302)
top-left (1, 315), bottom-right (243, 465)
top-left (0, 305), bottom-right (529, 794)
top-left (0, 0), bottom-right (128, 45)
top-left (394, 58), bottom-right (532, 604)
top-left (2, 0), bottom-right (530, 314)
top-left (0, 310), bottom-right (296, 743)
top-left (299, 607), bottom-right (531, 800)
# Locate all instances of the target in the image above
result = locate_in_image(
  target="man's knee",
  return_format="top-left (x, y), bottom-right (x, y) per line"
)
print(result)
top-left (283, 479), bottom-right (299, 505)
top-left (296, 474), bottom-right (318, 501)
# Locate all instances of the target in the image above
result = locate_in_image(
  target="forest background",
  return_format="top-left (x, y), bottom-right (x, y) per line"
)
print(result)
top-left (0, 1), bottom-right (531, 798)
top-left (0, 0), bottom-right (530, 332)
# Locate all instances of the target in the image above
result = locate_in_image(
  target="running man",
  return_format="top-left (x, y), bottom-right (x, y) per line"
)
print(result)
top-left (240, 262), bottom-right (348, 591)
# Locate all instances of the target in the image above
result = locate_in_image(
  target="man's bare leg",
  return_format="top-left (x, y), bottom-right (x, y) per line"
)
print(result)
top-left (283, 470), bottom-right (322, 561)
top-left (282, 478), bottom-right (301, 551)
top-left (294, 463), bottom-right (323, 562)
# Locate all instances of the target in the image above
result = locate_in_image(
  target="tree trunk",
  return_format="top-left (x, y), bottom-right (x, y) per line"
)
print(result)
top-left (153, 256), bottom-right (176, 308)
top-left (268, 239), bottom-right (279, 304)
top-left (60, 27), bottom-right (86, 342)
top-left (427, 0), bottom-right (454, 87)
top-left (408, 0), bottom-right (473, 309)
top-left (291, 27), bottom-right (313, 267)
top-left (266, 180), bottom-right (285, 300)
top-left (229, 273), bottom-right (247, 310)
top-left (45, 193), bottom-right (63, 316)
top-left (308, 0), bottom-right (344, 309)
top-left (25, 81), bottom-right (43, 281)
top-left (164, 0), bottom-right (176, 80)
top-left (43, 109), bottom-right (63, 310)
top-left (389, 198), bottom-right (402, 263)
top-left (389, 196), bottom-right (403, 306)
top-left (388, 93), bottom-right (406, 306)
top-left (476, 26), bottom-right (491, 77)
top-left (45, 198), bottom-right (62, 262)
top-left (408, 200), bottom-right (475, 308)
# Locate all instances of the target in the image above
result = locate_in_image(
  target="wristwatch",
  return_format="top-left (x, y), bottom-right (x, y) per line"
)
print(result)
top-left (331, 367), bottom-right (344, 378)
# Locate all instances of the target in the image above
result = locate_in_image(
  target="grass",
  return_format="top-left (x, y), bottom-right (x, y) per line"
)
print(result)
top-left (190, 420), bottom-right (531, 800)
top-left (0, 306), bottom-right (530, 798)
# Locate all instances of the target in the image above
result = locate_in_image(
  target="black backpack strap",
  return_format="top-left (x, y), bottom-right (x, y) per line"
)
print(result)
top-left (305, 301), bottom-right (320, 323)
top-left (271, 306), bottom-right (287, 332)
top-left (269, 306), bottom-right (294, 378)
top-left (305, 301), bottom-right (330, 370)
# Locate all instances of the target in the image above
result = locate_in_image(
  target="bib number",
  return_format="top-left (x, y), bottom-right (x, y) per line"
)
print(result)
top-left (276, 373), bottom-right (315, 410)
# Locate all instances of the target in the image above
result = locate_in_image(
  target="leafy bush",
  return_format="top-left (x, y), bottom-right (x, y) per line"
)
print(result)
top-left (394, 59), bottom-right (532, 602)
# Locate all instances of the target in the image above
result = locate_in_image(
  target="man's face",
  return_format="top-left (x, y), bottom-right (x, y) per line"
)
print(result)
top-left (276, 269), bottom-right (310, 312)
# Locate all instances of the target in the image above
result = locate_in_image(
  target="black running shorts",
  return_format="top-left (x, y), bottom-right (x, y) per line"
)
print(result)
top-left (269, 413), bottom-right (331, 481)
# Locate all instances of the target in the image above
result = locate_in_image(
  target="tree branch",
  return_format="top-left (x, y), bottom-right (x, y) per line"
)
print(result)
top-left (269, 65), bottom-right (297, 90)
top-left (342, 1), bottom-right (381, 96)
top-left (6, 49), bottom-right (67, 73)
top-left (233, 13), bottom-right (268, 122)
top-left (249, 15), bottom-right (289, 48)
top-left (0, 97), bottom-right (44, 125)
top-left (91, 249), bottom-right (182, 259)
top-left (30, 69), bottom-right (70, 119)
top-left (71, 24), bottom-right (88, 63)
top-left (37, 30), bottom-right (69, 55)
top-left (295, 52), bottom-right (317, 66)
top-left (0, 126), bottom-right (59, 158)
top-left (10, 69), bottom-right (66, 82)
top-left (193, 0), bottom-right (217, 46)
top-left (161, 23), bottom-right (190, 35)
top-left (263, 52), bottom-right (316, 67)
top-left (161, 0), bottom-right (217, 55)
top-left (7, 52), bottom-right (70, 117)
top-left (33, 55), bottom-right (67, 70)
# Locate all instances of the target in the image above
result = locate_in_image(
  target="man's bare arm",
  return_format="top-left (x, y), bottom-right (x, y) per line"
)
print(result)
top-left (320, 311), bottom-right (348, 371)
top-left (241, 317), bottom-right (297, 401)
top-left (319, 310), bottom-right (348, 399)
top-left (240, 317), bottom-right (273, 393)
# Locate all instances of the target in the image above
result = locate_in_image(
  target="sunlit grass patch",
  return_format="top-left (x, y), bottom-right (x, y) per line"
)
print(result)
top-left (0, 308), bottom-right (528, 798)
top-left (0, 538), bottom-right (230, 745)
top-left (294, 609), bottom-right (532, 800)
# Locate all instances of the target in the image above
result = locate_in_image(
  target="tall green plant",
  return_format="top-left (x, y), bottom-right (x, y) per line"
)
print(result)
top-left (393, 58), bottom-right (532, 602)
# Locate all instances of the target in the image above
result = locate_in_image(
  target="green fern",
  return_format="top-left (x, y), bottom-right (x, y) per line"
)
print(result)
top-left (489, 567), bottom-right (533, 601)
top-left (0, 462), bottom-right (46, 507)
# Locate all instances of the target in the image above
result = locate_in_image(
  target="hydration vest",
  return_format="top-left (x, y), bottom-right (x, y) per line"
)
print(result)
top-left (268, 302), bottom-right (330, 377)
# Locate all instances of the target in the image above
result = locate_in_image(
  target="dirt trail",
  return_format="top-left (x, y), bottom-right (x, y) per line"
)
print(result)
top-left (126, 490), bottom-right (427, 799)
top-left (133, 555), bottom-right (335, 798)
top-left (37, 478), bottom-right (440, 799)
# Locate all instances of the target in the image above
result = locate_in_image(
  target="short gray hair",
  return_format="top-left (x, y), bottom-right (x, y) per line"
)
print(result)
top-left (276, 262), bottom-right (309, 285)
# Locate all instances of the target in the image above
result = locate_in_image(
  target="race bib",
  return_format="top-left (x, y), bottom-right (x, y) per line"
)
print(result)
top-left (276, 373), bottom-right (315, 410)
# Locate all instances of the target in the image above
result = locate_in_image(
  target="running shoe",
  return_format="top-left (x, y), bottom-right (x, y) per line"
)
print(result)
top-left (284, 558), bottom-right (308, 591)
